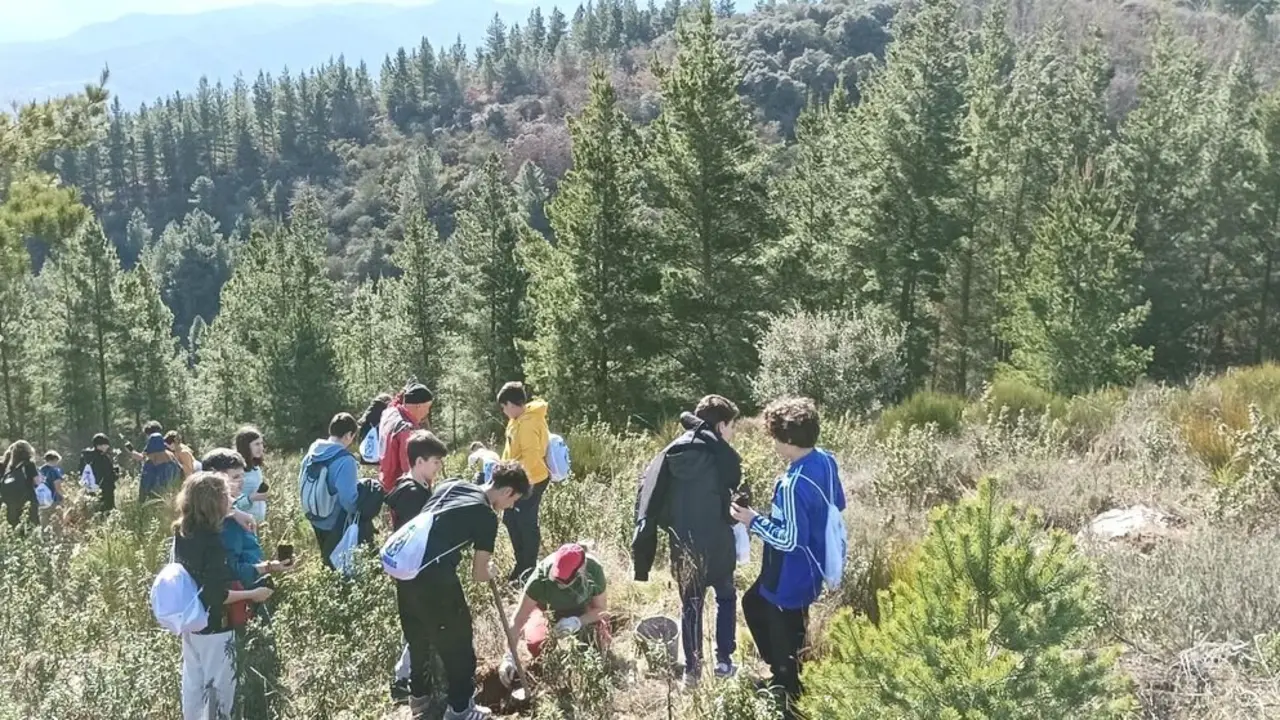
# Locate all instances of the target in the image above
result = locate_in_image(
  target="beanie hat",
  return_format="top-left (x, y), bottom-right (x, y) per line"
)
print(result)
top-left (549, 543), bottom-right (586, 584)
top-left (403, 383), bottom-right (433, 405)
top-left (92, 433), bottom-right (111, 448)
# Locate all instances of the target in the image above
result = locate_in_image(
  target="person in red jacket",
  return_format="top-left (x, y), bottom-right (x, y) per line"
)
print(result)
top-left (378, 383), bottom-right (434, 498)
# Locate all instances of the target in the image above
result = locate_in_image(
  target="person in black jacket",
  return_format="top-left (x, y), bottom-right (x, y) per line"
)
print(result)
top-left (383, 430), bottom-right (447, 706)
top-left (81, 433), bottom-right (121, 513)
top-left (172, 471), bottom-right (272, 720)
top-left (0, 440), bottom-right (40, 529)
top-left (632, 395), bottom-right (743, 685)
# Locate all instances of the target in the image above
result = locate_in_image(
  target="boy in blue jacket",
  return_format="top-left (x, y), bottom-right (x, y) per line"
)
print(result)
top-left (730, 397), bottom-right (845, 718)
top-left (298, 413), bottom-right (360, 567)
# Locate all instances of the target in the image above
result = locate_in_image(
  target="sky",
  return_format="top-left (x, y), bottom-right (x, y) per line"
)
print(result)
top-left (0, 0), bottom-right (444, 44)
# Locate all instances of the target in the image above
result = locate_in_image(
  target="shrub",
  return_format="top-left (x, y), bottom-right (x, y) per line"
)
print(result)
top-left (1214, 407), bottom-right (1280, 529)
top-left (801, 478), bottom-right (1135, 719)
top-left (876, 391), bottom-right (966, 437)
top-left (1099, 526), bottom-right (1280, 658)
top-left (971, 373), bottom-right (1067, 424)
top-left (1062, 387), bottom-right (1128, 450)
top-left (752, 306), bottom-right (905, 417)
top-left (872, 422), bottom-right (965, 509)
top-left (1169, 365), bottom-right (1280, 471)
top-left (687, 675), bottom-right (781, 719)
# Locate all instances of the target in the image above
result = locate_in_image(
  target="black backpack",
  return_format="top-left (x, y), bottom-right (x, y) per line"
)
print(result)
top-left (0, 464), bottom-right (33, 503)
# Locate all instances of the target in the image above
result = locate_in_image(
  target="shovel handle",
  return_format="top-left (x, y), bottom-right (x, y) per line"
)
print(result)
top-left (488, 577), bottom-right (533, 694)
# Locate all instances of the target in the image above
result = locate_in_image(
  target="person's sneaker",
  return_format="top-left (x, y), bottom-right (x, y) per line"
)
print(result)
top-left (443, 700), bottom-right (492, 720)
top-left (390, 678), bottom-right (412, 705)
top-left (408, 694), bottom-right (443, 720)
top-left (682, 669), bottom-right (701, 689)
top-left (714, 661), bottom-right (738, 679)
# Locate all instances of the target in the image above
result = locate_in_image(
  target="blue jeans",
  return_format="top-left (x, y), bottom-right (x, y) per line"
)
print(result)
top-left (679, 571), bottom-right (737, 674)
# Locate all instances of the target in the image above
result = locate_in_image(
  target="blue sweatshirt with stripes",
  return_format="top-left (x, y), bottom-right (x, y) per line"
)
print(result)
top-left (749, 448), bottom-right (845, 610)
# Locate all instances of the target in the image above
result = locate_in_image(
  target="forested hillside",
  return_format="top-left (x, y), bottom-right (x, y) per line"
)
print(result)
top-left (4, 0), bottom-right (1280, 453)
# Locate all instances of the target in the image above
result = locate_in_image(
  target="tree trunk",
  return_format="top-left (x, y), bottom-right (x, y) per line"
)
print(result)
top-left (1259, 246), bottom-right (1274, 364)
top-left (955, 245), bottom-right (974, 395)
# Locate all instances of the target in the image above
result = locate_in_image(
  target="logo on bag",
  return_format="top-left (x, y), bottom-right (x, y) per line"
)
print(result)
top-left (383, 529), bottom-right (411, 560)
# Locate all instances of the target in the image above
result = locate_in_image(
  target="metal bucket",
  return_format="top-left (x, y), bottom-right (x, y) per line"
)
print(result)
top-left (636, 615), bottom-right (679, 665)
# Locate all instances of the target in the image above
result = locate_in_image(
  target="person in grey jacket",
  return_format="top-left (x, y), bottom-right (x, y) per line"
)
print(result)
top-left (632, 395), bottom-right (743, 685)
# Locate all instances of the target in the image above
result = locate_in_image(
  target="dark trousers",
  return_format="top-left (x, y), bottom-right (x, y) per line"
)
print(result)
top-left (99, 482), bottom-right (116, 513)
top-left (742, 581), bottom-right (807, 716)
top-left (3, 494), bottom-right (36, 528)
top-left (396, 574), bottom-right (476, 712)
top-left (502, 480), bottom-right (546, 583)
top-left (313, 525), bottom-right (342, 570)
top-left (679, 570), bottom-right (737, 674)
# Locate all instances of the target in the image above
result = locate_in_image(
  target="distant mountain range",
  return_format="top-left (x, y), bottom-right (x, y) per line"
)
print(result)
top-left (0, 1), bottom-right (534, 108)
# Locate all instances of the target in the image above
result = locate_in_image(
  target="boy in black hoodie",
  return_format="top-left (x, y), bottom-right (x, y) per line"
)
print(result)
top-left (80, 433), bottom-right (120, 513)
top-left (383, 430), bottom-right (448, 705)
top-left (632, 395), bottom-right (743, 685)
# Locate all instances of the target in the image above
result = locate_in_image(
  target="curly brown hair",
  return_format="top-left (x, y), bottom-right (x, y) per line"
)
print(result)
top-left (763, 397), bottom-right (821, 449)
top-left (173, 472), bottom-right (230, 537)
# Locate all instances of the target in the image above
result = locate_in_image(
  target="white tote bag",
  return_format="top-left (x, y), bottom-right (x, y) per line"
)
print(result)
top-left (330, 514), bottom-right (361, 577)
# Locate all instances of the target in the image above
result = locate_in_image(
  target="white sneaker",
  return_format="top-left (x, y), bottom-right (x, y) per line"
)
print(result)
top-left (714, 661), bottom-right (738, 678)
top-left (682, 670), bottom-right (701, 689)
top-left (443, 700), bottom-right (492, 720)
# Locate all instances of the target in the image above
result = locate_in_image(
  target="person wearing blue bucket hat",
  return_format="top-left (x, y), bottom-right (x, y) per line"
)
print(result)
top-left (140, 433), bottom-right (182, 500)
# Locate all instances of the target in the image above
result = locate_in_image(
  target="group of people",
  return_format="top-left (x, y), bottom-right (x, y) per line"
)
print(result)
top-left (4, 375), bottom-right (844, 720)
top-left (633, 394), bottom-right (844, 719)
top-left (0, 419), bottom-right (266, 529)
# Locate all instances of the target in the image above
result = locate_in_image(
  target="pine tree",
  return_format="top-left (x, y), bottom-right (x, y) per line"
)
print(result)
top-left (145, 209), bottom-right (233, 341)
top-left (391, 209), bottom-right (456, 399)
top-left (454, 153), bottom-right (536, 396)
top-left (195, 195), bottom-right (343, 447)
top-left (1191, 55), bottom-right (1259, 367)
top-left (1252, 86), bottom-right (1280, 362)
top-left (548, 7), bottom-right (568, 54)
top-left (775, 89), bottom-right (859, 313)
top-left (514, 160), bottom-right (551, 239)
top-left (847, 0), bottom-right (966, 387)
top-left (1001, 163), bottom-right (1151, 395)
top-left (45, 220), bottom-right (122, 446)
top-left (527, 66), bottom-right (661, 423)
top-left (802, 478), bottom-right (1136, 718)
top-left (1115, 27), bottom-right (1212, 378)
top-left (334, 281), bottom-right (407, 408)
top-left (647, 1), bottom-right (780, 401)
top-left (260, 194), bottom-right (344, 447)
top-left (937, 5), bottom-right (1014, 394)
top-left (115, 265), bottom-right (185, 434)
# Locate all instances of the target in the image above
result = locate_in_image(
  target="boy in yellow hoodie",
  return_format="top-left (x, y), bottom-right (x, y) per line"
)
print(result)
top-left (498, 382), bottom-right (551, 584)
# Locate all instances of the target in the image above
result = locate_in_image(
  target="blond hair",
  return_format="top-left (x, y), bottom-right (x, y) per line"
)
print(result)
top-left (173, 472), bottom-right (229, 537)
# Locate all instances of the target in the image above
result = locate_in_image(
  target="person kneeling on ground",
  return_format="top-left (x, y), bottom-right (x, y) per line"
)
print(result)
top-left (501, 543), bottom-right (610, 687)
top-left (384, 430), bottom-right (448, 705)
top-left (298, 413), bottom-right (360, 567)
top-left (392, 461), bottom-right (528, 720)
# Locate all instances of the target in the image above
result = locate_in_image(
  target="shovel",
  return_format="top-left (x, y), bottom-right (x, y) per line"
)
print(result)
top-left (488, 577), bottom-right (532, 702)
